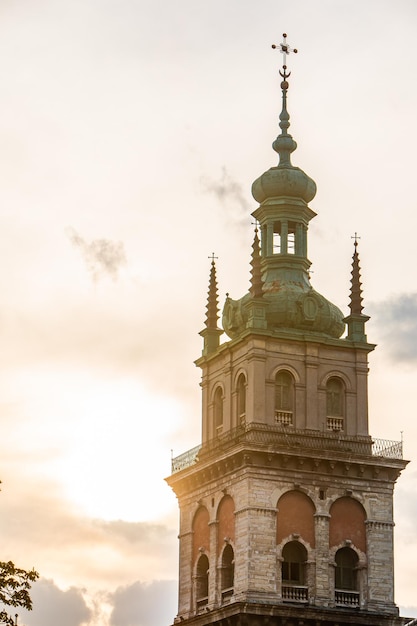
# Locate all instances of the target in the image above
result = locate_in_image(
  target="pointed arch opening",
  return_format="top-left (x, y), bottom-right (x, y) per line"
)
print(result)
top-left (195, 554), bottom-right (209, 609)
top-left (281, 541), bottom-right (308, 603)
top-left (326, 376), bottom-right (345, 431)
top-left (275, 370), bottom-right (294, 426)
top-left (236, 373), bottom-right (246, 424)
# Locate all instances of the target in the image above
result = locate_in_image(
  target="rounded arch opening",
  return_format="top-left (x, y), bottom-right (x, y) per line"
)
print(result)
top-left (335, 546), bottom-right (359, 591)
top-left (277, 490), bottom-right (316, 547)
top-left (326, 376), bottom-right (345, 431)
top-left (275, 370), bottom-right (295, 426)
top-left (282, 540), bottom-right (308, 585)
top-left (213, 386), bottom-right (224, 432)
top-left (195, 554), bottom-right (209, 606)
top-left (217, 495), bottom-right (235, 554)
top-left (236, 373), bottom-right (246, 423)
top-left (192, 506), bottom-right (210, 564)
top-left (221, 544), bottom-right (235, 593)
top-left (329, 497), bottom-right (367, 553)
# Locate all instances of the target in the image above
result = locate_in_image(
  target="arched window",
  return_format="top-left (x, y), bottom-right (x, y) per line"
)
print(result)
top-left (335, 547), bottom-right (358, 591)
top-left (236, 374), bottom-right (246, 423)
top-left (282, 541), bottom-right (307, 585)
top-left (275, 370), bottom-right (294, 425)
top-left (221, 544), bottom-right (234, 601)
top-left (326, 377), bottom-right (345, 431)
top-left (281, 541), bottom-right (308, 603)
top-left (213, 387), bottom-right (223, 433)
top-left (196, 554), bottom-right (209, 608)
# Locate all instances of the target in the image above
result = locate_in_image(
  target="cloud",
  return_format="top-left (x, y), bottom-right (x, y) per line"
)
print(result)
top-left (0, 477), bottom-right (178, 591)
top-left (18, 578), bottom-right (177, 626)
top-left (67, 228), bottom-right (127, 282)
top-left (200, 167), bottom-right (251, 226)
top-left (110, 580), bottom-right (177, 626)
top-left (21, 579), bottom-right (91, 626)
top-left (371, 293), bottom-right (417, 363)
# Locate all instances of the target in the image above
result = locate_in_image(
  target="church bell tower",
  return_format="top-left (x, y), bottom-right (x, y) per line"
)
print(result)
top-left (166, 35), bottom-right (408, 626)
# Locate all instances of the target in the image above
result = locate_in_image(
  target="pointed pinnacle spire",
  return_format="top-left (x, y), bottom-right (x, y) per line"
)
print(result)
top-left (344, 234), bottom-right (371, 344)
top-left (205, 254), bottom-right (219, 329)
top-left (349, 235), bottom-right (364, 315)
top-left (199, 254), bottom-right (223, 356)
top-left (250, 227), bottom-right (263, 298)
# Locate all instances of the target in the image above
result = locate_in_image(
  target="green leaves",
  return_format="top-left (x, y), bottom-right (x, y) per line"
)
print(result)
top-left (0, 561), bottom-right (39, 625)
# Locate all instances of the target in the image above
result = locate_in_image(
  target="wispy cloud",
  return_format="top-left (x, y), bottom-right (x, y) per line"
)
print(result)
top-left (200, 167), bottom-right (251, 226)
top-left (372, 293), bottom-right (417, 363)
top-left (66, 228), bottom-right (127, 282)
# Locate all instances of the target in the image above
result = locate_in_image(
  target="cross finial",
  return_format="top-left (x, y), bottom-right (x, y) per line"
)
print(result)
top-left (208, 252), bottom-right (218, 264)
top-left (351, 232), bottom-right (361, 247)
top-left (272, 33), bottom-right (298, 79)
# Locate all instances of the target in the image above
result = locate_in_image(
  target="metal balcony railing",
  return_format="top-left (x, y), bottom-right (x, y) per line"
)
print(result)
top-left (171, 422), bottom-right (404, 473)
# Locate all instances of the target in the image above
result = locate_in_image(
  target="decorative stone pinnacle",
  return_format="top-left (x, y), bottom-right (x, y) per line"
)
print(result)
top-left (205, 254), bottom-right (220, 329)
top-left (349, 236), bottom-right (364, 315)
top-left (250, 227), bottom-right (263, 299)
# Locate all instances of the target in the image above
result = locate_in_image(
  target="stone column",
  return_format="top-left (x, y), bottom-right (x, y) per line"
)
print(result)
top-left (266, 222), bottom-right (274, 256)
top-left (356, 356), bottom-right (370, 436)
top-left (366, 519), bottom-right (397, 614)
top-left (208, 519), bottom-right (219, 606)
top-left (178, 528), bottom-right (193, 616)
top-left (314, 513), bottom-right (331, 607)
top-left (245, 505), bottom-right (278, 602)
top-left (280, 220), bottom-right (288, 254)
top-left (305, 349), bottom-right (319, 429)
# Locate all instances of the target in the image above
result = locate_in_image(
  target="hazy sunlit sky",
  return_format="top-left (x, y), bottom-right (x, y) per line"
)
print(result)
top-left (0, 1), bottom-right (417, 625)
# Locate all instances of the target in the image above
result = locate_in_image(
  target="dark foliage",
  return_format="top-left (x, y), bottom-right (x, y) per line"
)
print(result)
top-left (0, 561), bottom-right (39, 625)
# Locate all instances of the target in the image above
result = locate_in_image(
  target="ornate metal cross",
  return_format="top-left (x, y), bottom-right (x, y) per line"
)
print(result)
top-left (351, 232), bottom-right (361, 247)
top-left (272, 33), bottom-right (298, 70)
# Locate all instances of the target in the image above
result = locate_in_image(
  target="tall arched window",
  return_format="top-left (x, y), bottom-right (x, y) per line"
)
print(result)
top-left (326, 377), bottom-right (345, 431)
top-left (221, 544), bottom-right (234, 601)
top-left (196, 554), bottom-right (209, 608)
top-left (236, 374), bottom-right (246, 424)
top-left (281, 541), bottom-right (308, 603)
top-left (275, 370), bottom-right (294, 425)
top-left (335, 547), bottom-right (360, 606)
top-left (213, 387), bottom-right (223, 433)
top-left (335, 547), bottom-right (358, 591)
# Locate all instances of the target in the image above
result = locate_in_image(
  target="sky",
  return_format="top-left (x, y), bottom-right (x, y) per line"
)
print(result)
top-left (0, 1), bottom-right (416, 625)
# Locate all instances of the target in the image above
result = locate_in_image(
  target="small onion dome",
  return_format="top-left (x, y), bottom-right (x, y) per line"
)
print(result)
top-left (252, 164), bottom-right (316, 204)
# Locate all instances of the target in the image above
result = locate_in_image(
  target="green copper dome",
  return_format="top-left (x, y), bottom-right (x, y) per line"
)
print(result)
top-left (223, 284), bottom-right (345, 339)
top-left (252, 164), bottom-right (316, 204)
top-left (221, 63), bottom-right (345, 341)
top-left (252, 100), bottom-right (316, 204)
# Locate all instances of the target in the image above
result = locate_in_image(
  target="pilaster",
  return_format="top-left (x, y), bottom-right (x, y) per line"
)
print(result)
top-left (314, 513), bottom-right (331, 606)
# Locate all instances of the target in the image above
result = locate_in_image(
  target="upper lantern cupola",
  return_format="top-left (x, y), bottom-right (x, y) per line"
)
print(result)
top-left (252, 36), bottom-right (316, 204)
top-left (222, 35), bottom-right (345, 341)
